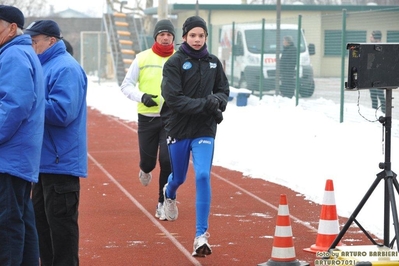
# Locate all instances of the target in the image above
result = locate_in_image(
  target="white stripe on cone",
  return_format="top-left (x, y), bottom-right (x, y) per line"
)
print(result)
top-left (271, 247), bottom-right (296, 259)
top-left (278, 205), bottom-right (289, 215)
top-left (317, 220), bottom-right (340, 234)
top-left (322, 191), bottom-right (336, 205)
top-left (274, 225), bottom-right (293, 237)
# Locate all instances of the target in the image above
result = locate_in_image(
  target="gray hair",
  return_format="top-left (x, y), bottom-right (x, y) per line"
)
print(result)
top-left (1, 20), bottom-right (23, 35)
top-left (283, 36), bottom-right (294, 45)
top-left (16, 27), bottom-right (23, 35)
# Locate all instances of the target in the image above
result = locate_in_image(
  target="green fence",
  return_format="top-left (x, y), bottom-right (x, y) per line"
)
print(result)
top-left (208, 7), bottom-right (399, 123)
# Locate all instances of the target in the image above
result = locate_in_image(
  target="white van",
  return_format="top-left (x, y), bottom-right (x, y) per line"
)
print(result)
top-left (219, 23), bottom-right (315, 97)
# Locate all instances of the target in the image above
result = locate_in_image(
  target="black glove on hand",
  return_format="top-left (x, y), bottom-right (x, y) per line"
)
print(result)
top-left (141, 93), bottom-right (158, 107)
top-left (204, 95), bottom-right (219, 113)
top-left (213, 94), bottom-right (227, 112)
top-left (213, 109), bottom-right (223, 124)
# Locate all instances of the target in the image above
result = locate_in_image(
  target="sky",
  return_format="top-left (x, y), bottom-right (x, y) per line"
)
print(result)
top-left (45, 0), bottom-right (245, 17)
top-left (46, 1), bottom-right (106, 17)
top-left (86, 75), bottom-right (399, 243)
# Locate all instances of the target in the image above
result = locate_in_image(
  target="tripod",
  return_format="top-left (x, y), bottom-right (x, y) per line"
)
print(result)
top-left (329, 88), bottom-right (399, 251)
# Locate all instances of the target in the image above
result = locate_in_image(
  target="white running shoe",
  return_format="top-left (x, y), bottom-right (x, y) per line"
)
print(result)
top-left (192, 232), bottom-right (212, 257)
top-left (155, 202), bottom-right (166, 221)
top-left (139, 170), bottom-right (152, 186)
top-left (163, 183), bottom-right (178, 221)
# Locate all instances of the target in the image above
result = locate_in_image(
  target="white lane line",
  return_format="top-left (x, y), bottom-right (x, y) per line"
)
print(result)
top-left (109, 116), bottom-right (138, 133)
top-left (211, 173), bottom-right (318, 233)
top-left (88, 153), bottom-right (202, 266)
top-left (112, 118), bottom-right (318, 233)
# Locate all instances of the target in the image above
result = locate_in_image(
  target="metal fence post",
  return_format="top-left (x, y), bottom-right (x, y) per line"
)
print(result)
top-left (295, 15), bottom-right (302, 106)
top-left (340, 9), bottom-right (347, 123)
top-left (259, 19), bottom-right (266, 99)
top-left (230, 22), bottom-right (235, 87)
top-left (275, 0), bottom-right (281, 97)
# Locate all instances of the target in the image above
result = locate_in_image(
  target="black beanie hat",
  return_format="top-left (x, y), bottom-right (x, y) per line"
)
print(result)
top-left (153, 19), bottom-right (175, 40)
top-left (372, 30), bottom-right (382, 40)
top-left (182, 16), bottom-right (208, 37)
top-left (0, 5), bottom-right (24, 29)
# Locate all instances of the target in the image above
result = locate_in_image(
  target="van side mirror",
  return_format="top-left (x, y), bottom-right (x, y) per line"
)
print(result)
top-left (233, 45), bottom-right (244, 56)
top-left (308, 43), bottom-right (315, 55)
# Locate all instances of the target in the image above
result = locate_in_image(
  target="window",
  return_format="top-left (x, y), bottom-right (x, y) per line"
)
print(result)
top-left (387, 31), bottom-right (399, 42)
top-left (245, 29), bottom-right (306, 54)
top-left (324, 30), bottom-right (366, 56)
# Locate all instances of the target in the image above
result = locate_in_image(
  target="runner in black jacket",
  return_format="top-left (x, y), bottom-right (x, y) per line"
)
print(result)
top-left (161, 15), bottom-right (229, 257)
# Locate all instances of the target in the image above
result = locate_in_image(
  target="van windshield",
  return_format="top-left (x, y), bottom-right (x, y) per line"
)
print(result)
top-left (245, 29), bottom-right (306, 54)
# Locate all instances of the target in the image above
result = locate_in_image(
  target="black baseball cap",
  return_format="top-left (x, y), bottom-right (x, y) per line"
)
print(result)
top-left (25, 20), bottom-right (62, 39)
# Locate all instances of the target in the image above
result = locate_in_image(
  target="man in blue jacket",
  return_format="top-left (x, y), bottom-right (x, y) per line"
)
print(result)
top-left (0, 5), bottom-right (44, 266)
top-left (25, 20), bottom-right (88, 266)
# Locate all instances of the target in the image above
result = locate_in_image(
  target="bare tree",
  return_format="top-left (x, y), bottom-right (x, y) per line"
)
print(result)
top-left (2, 0), bottom-right (49, 17)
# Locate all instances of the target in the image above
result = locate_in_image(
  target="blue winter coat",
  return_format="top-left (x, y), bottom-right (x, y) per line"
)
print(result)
top-left (0, 35), bottom-right (45, 182)
top-left (38, 40), bottom-right (88, 177)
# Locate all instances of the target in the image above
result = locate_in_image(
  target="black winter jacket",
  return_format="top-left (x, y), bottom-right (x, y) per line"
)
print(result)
top-left (280, 43), bottom-right (297, 78)
top-left (161, 46), bottom-right (230, 140)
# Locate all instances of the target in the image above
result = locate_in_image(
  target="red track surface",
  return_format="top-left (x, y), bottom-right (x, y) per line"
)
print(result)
top-left (79, 108), bottom-right (381, 265)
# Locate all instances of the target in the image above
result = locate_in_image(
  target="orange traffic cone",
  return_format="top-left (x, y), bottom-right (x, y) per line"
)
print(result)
top-left (258, 194), bottom-right (309, 266)
top-left (304, 179), bottom-right (342, 253)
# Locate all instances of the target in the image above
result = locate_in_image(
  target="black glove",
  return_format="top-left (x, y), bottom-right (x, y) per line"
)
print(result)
top-left (213, 109), bottom-right (223, 124)
top-left (204, 95), bottom-right (219, 113)
top-left (213, 94), bottom-right (227, 112)
top-left (141, 93), bottom-right (158, 107)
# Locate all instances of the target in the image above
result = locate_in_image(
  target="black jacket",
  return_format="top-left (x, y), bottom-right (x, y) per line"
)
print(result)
top-left (280, 43), bottom-right (297, 78)
top-left (161, 46), bottom-right (229, 140)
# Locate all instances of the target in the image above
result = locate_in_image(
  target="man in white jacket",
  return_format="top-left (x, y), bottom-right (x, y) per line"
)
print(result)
top-left (120, 19), bottom-right (175, 220)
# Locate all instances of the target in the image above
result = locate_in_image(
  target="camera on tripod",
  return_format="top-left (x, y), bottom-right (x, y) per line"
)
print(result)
top-left (346, 43), bottom-right (399, 90)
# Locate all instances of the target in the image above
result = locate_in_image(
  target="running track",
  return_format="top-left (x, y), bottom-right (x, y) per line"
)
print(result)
top-left (79, 108), bottom-right (380, 265)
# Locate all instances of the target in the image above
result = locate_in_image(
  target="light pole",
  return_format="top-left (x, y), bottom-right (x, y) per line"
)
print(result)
top-left (157, 0), bottom-right (168, 20)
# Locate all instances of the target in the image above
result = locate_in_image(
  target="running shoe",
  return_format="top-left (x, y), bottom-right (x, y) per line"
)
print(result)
top-left (192, 232), bottom-right (212, 257)
top-left (163, 183), bottom-right (178, 221)
top-left (155, 202), bottom-right (166, 221)
top-left (139, 170), bottom-right (152, 186)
